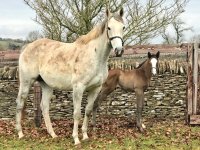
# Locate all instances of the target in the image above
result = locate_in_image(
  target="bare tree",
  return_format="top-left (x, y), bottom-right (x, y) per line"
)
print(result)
top-left (124, 0), bottom-right (189, 44)
top-left (26, 30), bottom-right (42, 42)
top-left (190, 34), bottom-right (200, 43)
top-left (161, 27), bottom-right (175, 44)
top-left (161, 18), bottom-right (193, 44)
top-left (173, 19), bottom-right (193, 43)
top-left (24, 0), bottom-right (189, 44)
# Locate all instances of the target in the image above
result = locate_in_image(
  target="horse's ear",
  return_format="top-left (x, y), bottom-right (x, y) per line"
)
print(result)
top-left (156, 51), bottom-right (160, 58)
top-left (148, 52), bottom-right (151, 58)
top-left (106, 9), bottom-right (111, 17)
top-left (119, 8), bottom-right (124, 17)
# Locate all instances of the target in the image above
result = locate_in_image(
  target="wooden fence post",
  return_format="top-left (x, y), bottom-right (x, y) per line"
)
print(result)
top-left (193, 43), bottom-right (199, 114)
top-left (34, 82), bottom-right (42, 127)
top-left (186, 43), bottom-right (193, 124)
top-left (187, 43), bottom-right (200, 124)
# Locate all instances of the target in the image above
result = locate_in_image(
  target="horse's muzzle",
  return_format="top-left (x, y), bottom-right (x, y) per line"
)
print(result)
top-left (115, 47), bottom-right (124, 57)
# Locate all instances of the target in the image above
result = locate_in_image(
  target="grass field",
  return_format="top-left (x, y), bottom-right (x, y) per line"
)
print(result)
top-left (0, 39), bottom-right (24, 50)
top-left (0, 117), bottom-right (200, 150)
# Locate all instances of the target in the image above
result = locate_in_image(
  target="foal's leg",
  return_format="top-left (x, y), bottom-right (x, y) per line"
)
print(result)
top-left (82, 86), bottom-right (102, 140)
top-left (92, 85), bottom-right (116, 129)
top-left (72, 83), bottom-right (85, 145)
top-left (135, 88), bottom-right (145, 132)
top-left (16, 80), bottom-right (32, 138)
top-left (40, 83), bottom-right (57, 138)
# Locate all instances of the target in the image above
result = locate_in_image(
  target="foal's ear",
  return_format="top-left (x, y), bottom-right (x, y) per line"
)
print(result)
top-left (106, 9), bottom-right (111, 17)
top-left (148, 52), bottom-right (151, 58)
top-left (118, 8), bottom-right (124, 17)
top-left (156, 51), bottom-right (160, 58)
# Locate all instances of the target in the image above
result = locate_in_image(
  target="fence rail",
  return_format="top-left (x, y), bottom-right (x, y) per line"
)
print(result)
top-left (108, 55), bottom-right (187, 74)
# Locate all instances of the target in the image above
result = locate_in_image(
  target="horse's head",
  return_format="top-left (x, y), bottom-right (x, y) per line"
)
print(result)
top-left (106, 8), bottom-right (125, 57)
top-left (148, 51), bottom-right (160, 75)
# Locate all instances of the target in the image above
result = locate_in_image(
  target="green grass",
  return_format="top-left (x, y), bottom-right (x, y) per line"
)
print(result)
top-left (0, 133), bottom-right (199, 150)
top-left (0, 118), bottom-right (200, 150)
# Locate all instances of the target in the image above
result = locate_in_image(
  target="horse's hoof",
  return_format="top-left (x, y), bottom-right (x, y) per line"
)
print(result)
top-left (18, 132), bottom-right (24, 139)
top-left (75, 143), bottom-right (82, 149)
top-left (142, 123), bottom-right (146, 129)
top-left (140, 128), bottom-right (144, 133)
top-left (82, 133), bottom-right (89, 141)
top-left (74, 138), bottom-right (81, 146)
top-left (82, 137), bottom-right (89, 142)
top-left (52, 134), bottom-right (58, 138)
top-left (137, 126), bottom-right (145, 133)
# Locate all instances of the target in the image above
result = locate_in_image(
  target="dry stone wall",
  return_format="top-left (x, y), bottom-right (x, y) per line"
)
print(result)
top-left (0, 53), bottom-right (187, 120)
top-left (0, 74), bottom-right (186, 120)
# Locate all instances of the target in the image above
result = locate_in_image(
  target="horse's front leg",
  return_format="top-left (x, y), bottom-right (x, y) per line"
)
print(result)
top-left (135, 88), bottom-right (145, 133)
top-left (82, 86), bottom-right (101, 140)
top-left (72, 83), bottom-right (85, 145)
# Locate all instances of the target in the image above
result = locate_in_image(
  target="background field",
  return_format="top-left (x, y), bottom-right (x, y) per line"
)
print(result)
top-left (0, 39), bottom-right (24, 51)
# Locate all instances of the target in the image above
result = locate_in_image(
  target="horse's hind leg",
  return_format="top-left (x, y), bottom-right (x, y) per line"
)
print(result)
top-left (40, 83), bottom-right (57, 138)
top-left (16, 80), bottom-right (32, 138)
top-left (82, 86), bottom-right (102, 140)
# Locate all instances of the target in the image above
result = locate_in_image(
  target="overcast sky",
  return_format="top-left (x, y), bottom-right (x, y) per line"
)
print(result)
top-left (0, 0), bottom-right (41, 40)
top-left (0, 0), bottom-right (200, 43)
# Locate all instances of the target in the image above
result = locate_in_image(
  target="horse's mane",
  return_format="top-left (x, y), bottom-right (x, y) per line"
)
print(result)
top-left (75, 20), bottom-right (107, 45)
top-left (75, 13), bottom-right (123, 45)
top-left (135, 59), bottom-right (147, 69)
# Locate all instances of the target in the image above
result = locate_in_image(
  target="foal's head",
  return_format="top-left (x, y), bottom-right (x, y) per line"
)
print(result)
top-left (148, 51), bottom-right (160, 75)
top-left (106, 8), bottom-right (125, 57)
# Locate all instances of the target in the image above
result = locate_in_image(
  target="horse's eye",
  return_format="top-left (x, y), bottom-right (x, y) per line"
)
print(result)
top-left (108, 27), bottom-right (111, 30)
top-left (123, 26), bottom-right (125, 30)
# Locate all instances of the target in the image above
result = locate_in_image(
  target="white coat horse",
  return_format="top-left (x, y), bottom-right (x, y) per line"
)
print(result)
top-left (16, 9), bottom-right (124, 145)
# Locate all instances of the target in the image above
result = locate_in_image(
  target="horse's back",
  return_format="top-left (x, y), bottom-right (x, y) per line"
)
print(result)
top-left (19, 39), bottom-right (68, 79)
top-left (20, 38), bottom-right (74, 65)
top-left (18, 38), bottom-right (94, 89)
top-left (114, 69), bottom-right (147, 90)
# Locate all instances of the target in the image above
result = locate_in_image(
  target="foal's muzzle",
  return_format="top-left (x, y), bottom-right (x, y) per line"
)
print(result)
top-left (152, 67), bottom-right (157, 75)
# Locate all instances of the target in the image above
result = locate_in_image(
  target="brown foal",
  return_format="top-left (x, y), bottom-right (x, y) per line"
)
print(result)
top-left (92, 51), bottom-right (160, 132)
